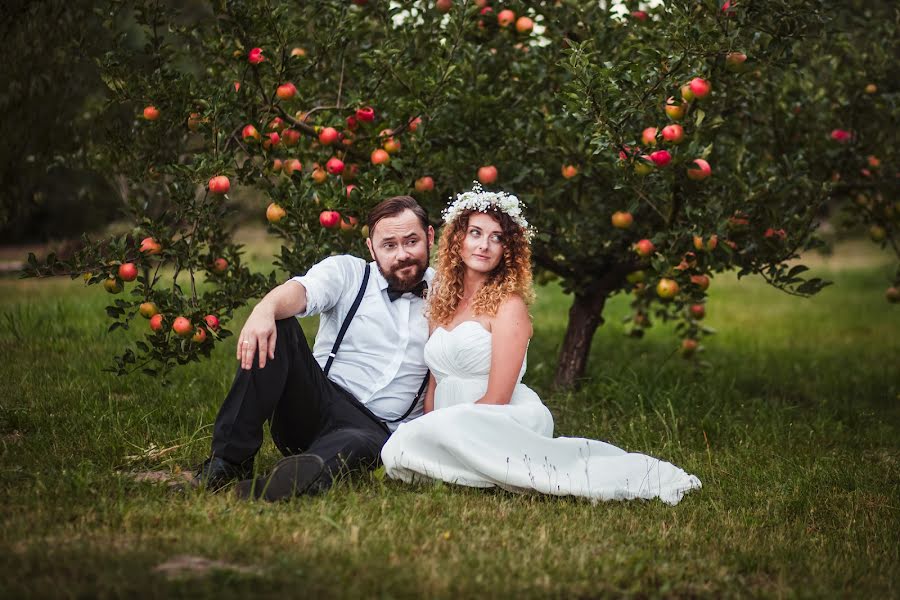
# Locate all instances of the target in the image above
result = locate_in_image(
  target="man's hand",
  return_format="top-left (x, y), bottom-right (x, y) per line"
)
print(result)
top-left (235, 280), bottom-right (308, 370)
top-left (237, 306), bottom-right (277, 370)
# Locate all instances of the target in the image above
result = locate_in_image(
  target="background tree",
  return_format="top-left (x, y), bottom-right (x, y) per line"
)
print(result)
top-left (21, 0), bottom-right (897, 386)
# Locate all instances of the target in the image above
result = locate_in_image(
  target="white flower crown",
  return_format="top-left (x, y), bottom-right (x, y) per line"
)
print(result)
top-left (441, 183), bottom-right (534, 241)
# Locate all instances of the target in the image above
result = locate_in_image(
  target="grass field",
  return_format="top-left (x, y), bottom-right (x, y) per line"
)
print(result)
top-left (1, 239), bottom-right (898, 598)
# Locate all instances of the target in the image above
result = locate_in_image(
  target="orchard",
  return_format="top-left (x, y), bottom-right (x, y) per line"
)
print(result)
top-left (21, 0), bottom-right (897, 387)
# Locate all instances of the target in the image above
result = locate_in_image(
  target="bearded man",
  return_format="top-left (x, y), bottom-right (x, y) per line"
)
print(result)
top-left (193, 196), bottom-right (434, 501)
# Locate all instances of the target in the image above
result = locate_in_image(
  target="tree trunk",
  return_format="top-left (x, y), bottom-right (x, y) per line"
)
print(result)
top-left (553, 286), bottom-right (610, 390)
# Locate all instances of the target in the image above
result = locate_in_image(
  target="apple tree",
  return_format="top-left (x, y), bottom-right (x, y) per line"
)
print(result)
top-left (21, 0), bottom-right (897, 388)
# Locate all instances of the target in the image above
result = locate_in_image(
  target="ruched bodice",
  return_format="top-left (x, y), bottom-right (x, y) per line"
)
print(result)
top-left (425, 321), bottom-right (525, 383)
top-left (381, 322), bottom-right (702, 506)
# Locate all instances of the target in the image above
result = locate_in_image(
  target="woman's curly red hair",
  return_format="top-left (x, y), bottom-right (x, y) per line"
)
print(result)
top-left (427, 208), bottom-right (534, 326)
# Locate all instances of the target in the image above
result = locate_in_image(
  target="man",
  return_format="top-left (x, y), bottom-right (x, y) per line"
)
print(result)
top-left (193, 195), bottom-right (435, 501)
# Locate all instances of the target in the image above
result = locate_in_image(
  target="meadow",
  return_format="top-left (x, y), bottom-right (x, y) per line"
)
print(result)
top-left (1, 238), bottom-right (897, 598)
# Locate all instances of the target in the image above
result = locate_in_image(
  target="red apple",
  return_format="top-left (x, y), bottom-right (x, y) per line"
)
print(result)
top-left (149, 313), bottom-right (164, 332)
top-left (118, 263), bottom-right (138, 282)
top-left (689, 304), bottom-right (705, 320)
top-left (143, 106), bottom-right (160, 121)
top-left (356, 107), bottom-right (375, 122)
top-left (630, 10), bottom-right (648, 21)
top-left (680, 83), bottom-right (695, 102)
top-left (267, 117), bottom-right (285, 132)
top-left (281, 129), bottom-right (300, 147)
top-left (371, 149), bottom-right (391, 165)
top-left (477, 165), bottom-right (498, 185)
top-left (139, 237), bottom-right (162, 255)
top-left (611, 211), bottom-right (633, 229)
top-left (187, 113), bottom-right (202, 131)
top-left (248, 47), bottom-right (265, 64)
top-left (726, 52), bottom-right (747, 72)
top-left (661, 124), bottom-right (684, 144)
top-left (262, 132), bottom-right (280, 149)
top-left (515, 16), bottom-right (534, 33)
top-left (407, 116), bottom-right (422, 132)
top-left (561, 165), bottom-right (578, 179)
top-left (318, 127), bottom-right (339, 145)
top-left (266, 203), bottom-right (287, 223)
top-left (497, 9), bottom-right (516, 27)
top-left (690, 274), bottom-right (710, 291)
top-left (689, 77), bottom-right (711, 99)
top-left (242, 124), bottom-right (260, 143)
top-left (326, 157), bottom-right (345, 175)
top-left (204, 314), bottom-right (220, 330)
top-left (415, 176), bottom-right (435, 192)
top-left (641, 127), bottom-right (658, 146)
top-left (212, 258), bottom-right (228, 273)
top-left (436, 0), bottom-right (453, 13)
top-left (276, 82), bottom-right (297, 100)
top-left (139, 302), bottom-right (159, 319)
top-left (283, 158), bottom-right (302, 176)
top-left (291, 47), bottom-right (307, 58)
top-left (830, 129), bottom-right (851, 143)
top-left (681, 338), bottom-right (699, 357)
top-left (634, 239), bottom-right (655, 257)
top-left (340, 215), bottom-right (359, 231)
top-left (650, 150), bottom-right (672, 167)
top-left (172, 316), bottom-right (193, 338)
top-left (687, 158), bottom-right (712, 181)
top-left (208, 175), bottom-right (230, 195)
top-left (192, 327), bottom-right (208, 343)
top-left (319, 210), bottom-right (341, 229)
top-left (345, 184), bottom-right (357, 198)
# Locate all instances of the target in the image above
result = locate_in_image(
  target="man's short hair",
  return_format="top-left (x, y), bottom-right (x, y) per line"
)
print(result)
top-left (367, 195), bottom-right (429, 238)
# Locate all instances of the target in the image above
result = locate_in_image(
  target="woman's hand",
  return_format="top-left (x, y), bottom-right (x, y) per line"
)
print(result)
top-left (237, 305), bottom-right (277, 370)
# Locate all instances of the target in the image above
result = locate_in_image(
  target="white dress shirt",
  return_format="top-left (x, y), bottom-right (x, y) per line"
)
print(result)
top-left (290, 255), bottom-right (433, 431)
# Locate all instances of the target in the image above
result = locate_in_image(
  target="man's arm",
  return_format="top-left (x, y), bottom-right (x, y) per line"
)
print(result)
top-left (237, 280), bottom-right (307, 370)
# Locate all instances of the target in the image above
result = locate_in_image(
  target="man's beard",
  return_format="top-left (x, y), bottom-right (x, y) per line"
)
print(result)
top-left (374, 245), bottom-right (430, 292)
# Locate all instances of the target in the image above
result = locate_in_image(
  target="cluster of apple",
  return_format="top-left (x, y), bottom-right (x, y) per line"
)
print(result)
top-left (624, 76), bottom-right (714, 181)
top-left (144, 307), bottom-right (221, 345)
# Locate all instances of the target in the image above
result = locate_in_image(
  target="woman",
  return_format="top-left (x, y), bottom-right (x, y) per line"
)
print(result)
top-left (380, 186), bottom-right (701, 505)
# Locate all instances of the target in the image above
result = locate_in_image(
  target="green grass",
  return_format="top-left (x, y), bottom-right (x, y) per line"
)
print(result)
top-left (1, 242), bottom-right (898, 598)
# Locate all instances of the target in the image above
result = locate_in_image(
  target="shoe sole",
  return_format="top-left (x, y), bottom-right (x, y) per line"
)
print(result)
top-left (253, 454), bottom-right (326, 501)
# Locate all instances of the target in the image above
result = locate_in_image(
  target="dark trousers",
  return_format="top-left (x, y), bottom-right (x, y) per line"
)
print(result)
top-left (211, 318), bottom-right (391, 489)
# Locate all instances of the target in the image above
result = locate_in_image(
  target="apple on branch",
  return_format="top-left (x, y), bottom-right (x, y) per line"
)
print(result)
top-left (477, 165), bottom-right (498, 185)
top-left (143, 106), bottom-right (160, 121)
top-left (208, 175), bottom-right (230, 195)
top-left (266, 203), bottom-right (287, 223)
top-left (415, 176), bottom-right (435, 192)
top-left (276, 82), bottom-right (297, 101)
top-left (118, 263), bottom-right (138, 282)
top-left (319, 210), bottom-right (341, 229)
top-left (611, 211), bottom-right (633, 229)
top-left (172, 317), bottom-right (193, 338)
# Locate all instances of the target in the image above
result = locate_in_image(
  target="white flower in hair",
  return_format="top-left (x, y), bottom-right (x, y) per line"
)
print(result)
top-left (442, 183), bottom-right (534, 240)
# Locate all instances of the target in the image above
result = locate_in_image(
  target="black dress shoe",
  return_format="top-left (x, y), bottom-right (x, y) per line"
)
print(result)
top-left (234, 454), bottom-right (326, 502)
top-left (191, 456), bottom-right (254, 491)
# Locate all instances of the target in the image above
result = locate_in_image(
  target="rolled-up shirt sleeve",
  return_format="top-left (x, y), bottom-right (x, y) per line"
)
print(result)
top-left (289, 256), bottom-right (353, 318)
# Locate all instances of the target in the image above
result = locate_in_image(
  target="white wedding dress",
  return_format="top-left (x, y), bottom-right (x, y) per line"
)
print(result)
top-left (381, 321), bottom-right (702, 505)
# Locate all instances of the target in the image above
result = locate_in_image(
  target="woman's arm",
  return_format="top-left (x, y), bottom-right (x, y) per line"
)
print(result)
top-left (476, 295), bottom-right (532, 406)
top-left (423, 372), bottom-right (437, 414)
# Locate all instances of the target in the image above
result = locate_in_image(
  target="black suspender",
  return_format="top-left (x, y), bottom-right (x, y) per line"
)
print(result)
top-left (323, 263), bottom-right (370, 376)
top-left (322, 262), bottom-right (429, 424)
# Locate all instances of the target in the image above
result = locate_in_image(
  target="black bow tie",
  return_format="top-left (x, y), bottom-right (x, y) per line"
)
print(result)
top-left (387, 280), bottom-right (428, 302)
